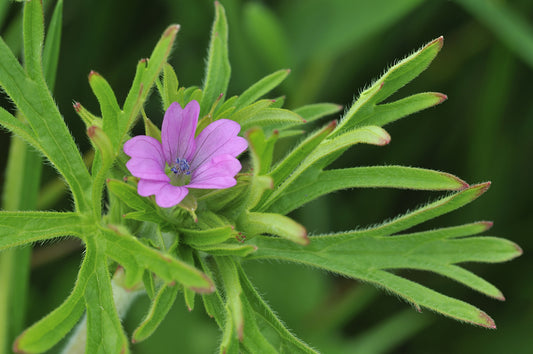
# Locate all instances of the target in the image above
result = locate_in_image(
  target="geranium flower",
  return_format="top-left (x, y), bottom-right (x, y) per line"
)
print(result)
top-left (123, 100), bottom-right (247, 208)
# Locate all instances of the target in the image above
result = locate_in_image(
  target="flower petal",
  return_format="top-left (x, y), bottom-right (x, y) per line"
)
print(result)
top-left (161, 101), bottom-right (199, 164)
top-left (154, 184), bottom-right (189, 208)
top-left (123, 135), bottom-right (165, 166)
top-left (137, 179), bottom-right (167, 197)
top-left (126, 159), bottom-right (170, 182)
top-left (189, 119), bottom-right (247, 170)
top-left (188, 154), bottom-right (241, 189)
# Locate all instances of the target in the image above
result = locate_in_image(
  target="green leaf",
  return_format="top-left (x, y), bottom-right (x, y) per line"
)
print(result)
top-left (87, 126), bottom-right (115, 217)
top-left (214, 95), bottom-right (237, 120)
top-left (160, 62), bottom-right (179, 110)
top-left (89, 71), bottom-right (121, 149)
top-left (269, 121), bottom-right (336, 187)
top-left (341, 183), bottom-right (491, 238)
top-left (101, 226), bottom-right (214, 293)
top-left (132, 283), bottom-right (179, 343)
top-left (363, 270), bottom-right (496, 328)
top-left (270, 166), bottom-right (469, 215)
top-left (293, 103), bottom-right (343, 124)
top-left (0, 107), bottom-right (40, 150)
top-left (84, 242), bottom-right (130, 354)
top-left (142, 109), bottom-right (162, 141)
top-left (239, 108), bottom-right (305, 133)
top-left (0, 211), bottom-right (84, 250)
top-left (247, 185), bottom-right (521, 327)
top-left (0, 37), bottom-right (91, 211)
top-left (234, 69), bottom-right (291, 109)
top-left (180, 226), bottom-right (236, 247)
top-left (362, 92), bottom-right (447, 127)
top-left (336, 37), bottom-right (443, 133)
top-left (246, 127), bottom-right (278, 175)
top-left (260, 126), bottom-right (390, 212)
top-left (143, 271), bottom-right (156, 300)
top-left (215, 257), bottom-right (244, 344)
top-left (42, 0), bottom-right (63, 90)
top-left (237, 265), bottom-right (318, 353)
top-left (122, 25), bottom-right (179, 141)
top-left (247, 229), bottom-right (517, 327)
top-left (107, 179), bottom-right (161, 222)
top-left (23, 0), bottom-right (44, 82)
top-left (13, 239), bottom-right (94, 353)
top-left (195, 243), bottom-right (258, 257)
top-left (240, 295), bottom-right (278, 354)
top-left (201, 2), bottom-right (230, 117)
top-left (227, 99), bottom-right (273, 124)
top-left (239, 212), bottom-right (308, 245)
top-left (196, 254), bottom-right (225, 328)
top-left (179, 246), bottom-right (196, 311)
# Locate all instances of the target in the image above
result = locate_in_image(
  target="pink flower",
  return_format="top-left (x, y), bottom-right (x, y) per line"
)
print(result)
top-left (123, 100), bottom-right (247, 208)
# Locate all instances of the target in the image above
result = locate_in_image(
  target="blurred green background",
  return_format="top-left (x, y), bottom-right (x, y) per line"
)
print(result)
top-left (1, 0), bottom-right (531, 353)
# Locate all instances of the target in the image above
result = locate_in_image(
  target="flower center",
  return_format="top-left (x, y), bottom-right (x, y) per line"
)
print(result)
top-left (171, 158), bottom-right (191, 175)
top-left (168, 158), bottom-right (191, 186)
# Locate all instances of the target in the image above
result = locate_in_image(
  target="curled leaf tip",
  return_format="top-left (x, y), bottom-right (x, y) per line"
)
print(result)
top-left (478, 311), bottom-right (496, 329)
top-left (12, 336), bottom-right (24, 354)
top-left (379, 131), bottom-right (392, 145)
top-left (481, 221), bottom-right (494, 231)
top-left (427, 36), bottom-right (444, 50)
top-left (163, 24), bottom-right (180, 37)
top-left (88, 70), bottom-right (99, 79)
top-left (435, 92), bottom-right (448, 104)
top-left (299, 230), bottom-right (310, 246)
top-left (473, 181), bottom-right (491, 197)
top-left (513, 243), bottom-right (523, 256)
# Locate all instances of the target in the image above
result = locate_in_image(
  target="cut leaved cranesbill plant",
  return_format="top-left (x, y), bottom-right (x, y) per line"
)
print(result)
top-left (0, 1), bottom-right (521, 353)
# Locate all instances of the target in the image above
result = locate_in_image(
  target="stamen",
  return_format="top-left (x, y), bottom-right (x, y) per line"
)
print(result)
top-left (171, 158), bottom-right (191, 176)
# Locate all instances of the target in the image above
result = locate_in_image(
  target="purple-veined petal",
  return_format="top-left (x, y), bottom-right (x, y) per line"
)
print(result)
top-left (188, 154), bottom-right (241, 189)
top-left (189, 119), bottom-right (247, 170)
top-left (161, 101), bottom-right (199, 164)
top-left (126, 158), bottom-right (170, 182)
top-left (154, 184), bottom-right (189, 208)
top-left (124, 135), bottom-right (165, 166)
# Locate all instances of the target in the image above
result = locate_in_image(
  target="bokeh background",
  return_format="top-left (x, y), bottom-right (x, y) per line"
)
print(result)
top-left (1, 0), bottom-right (531, 353)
